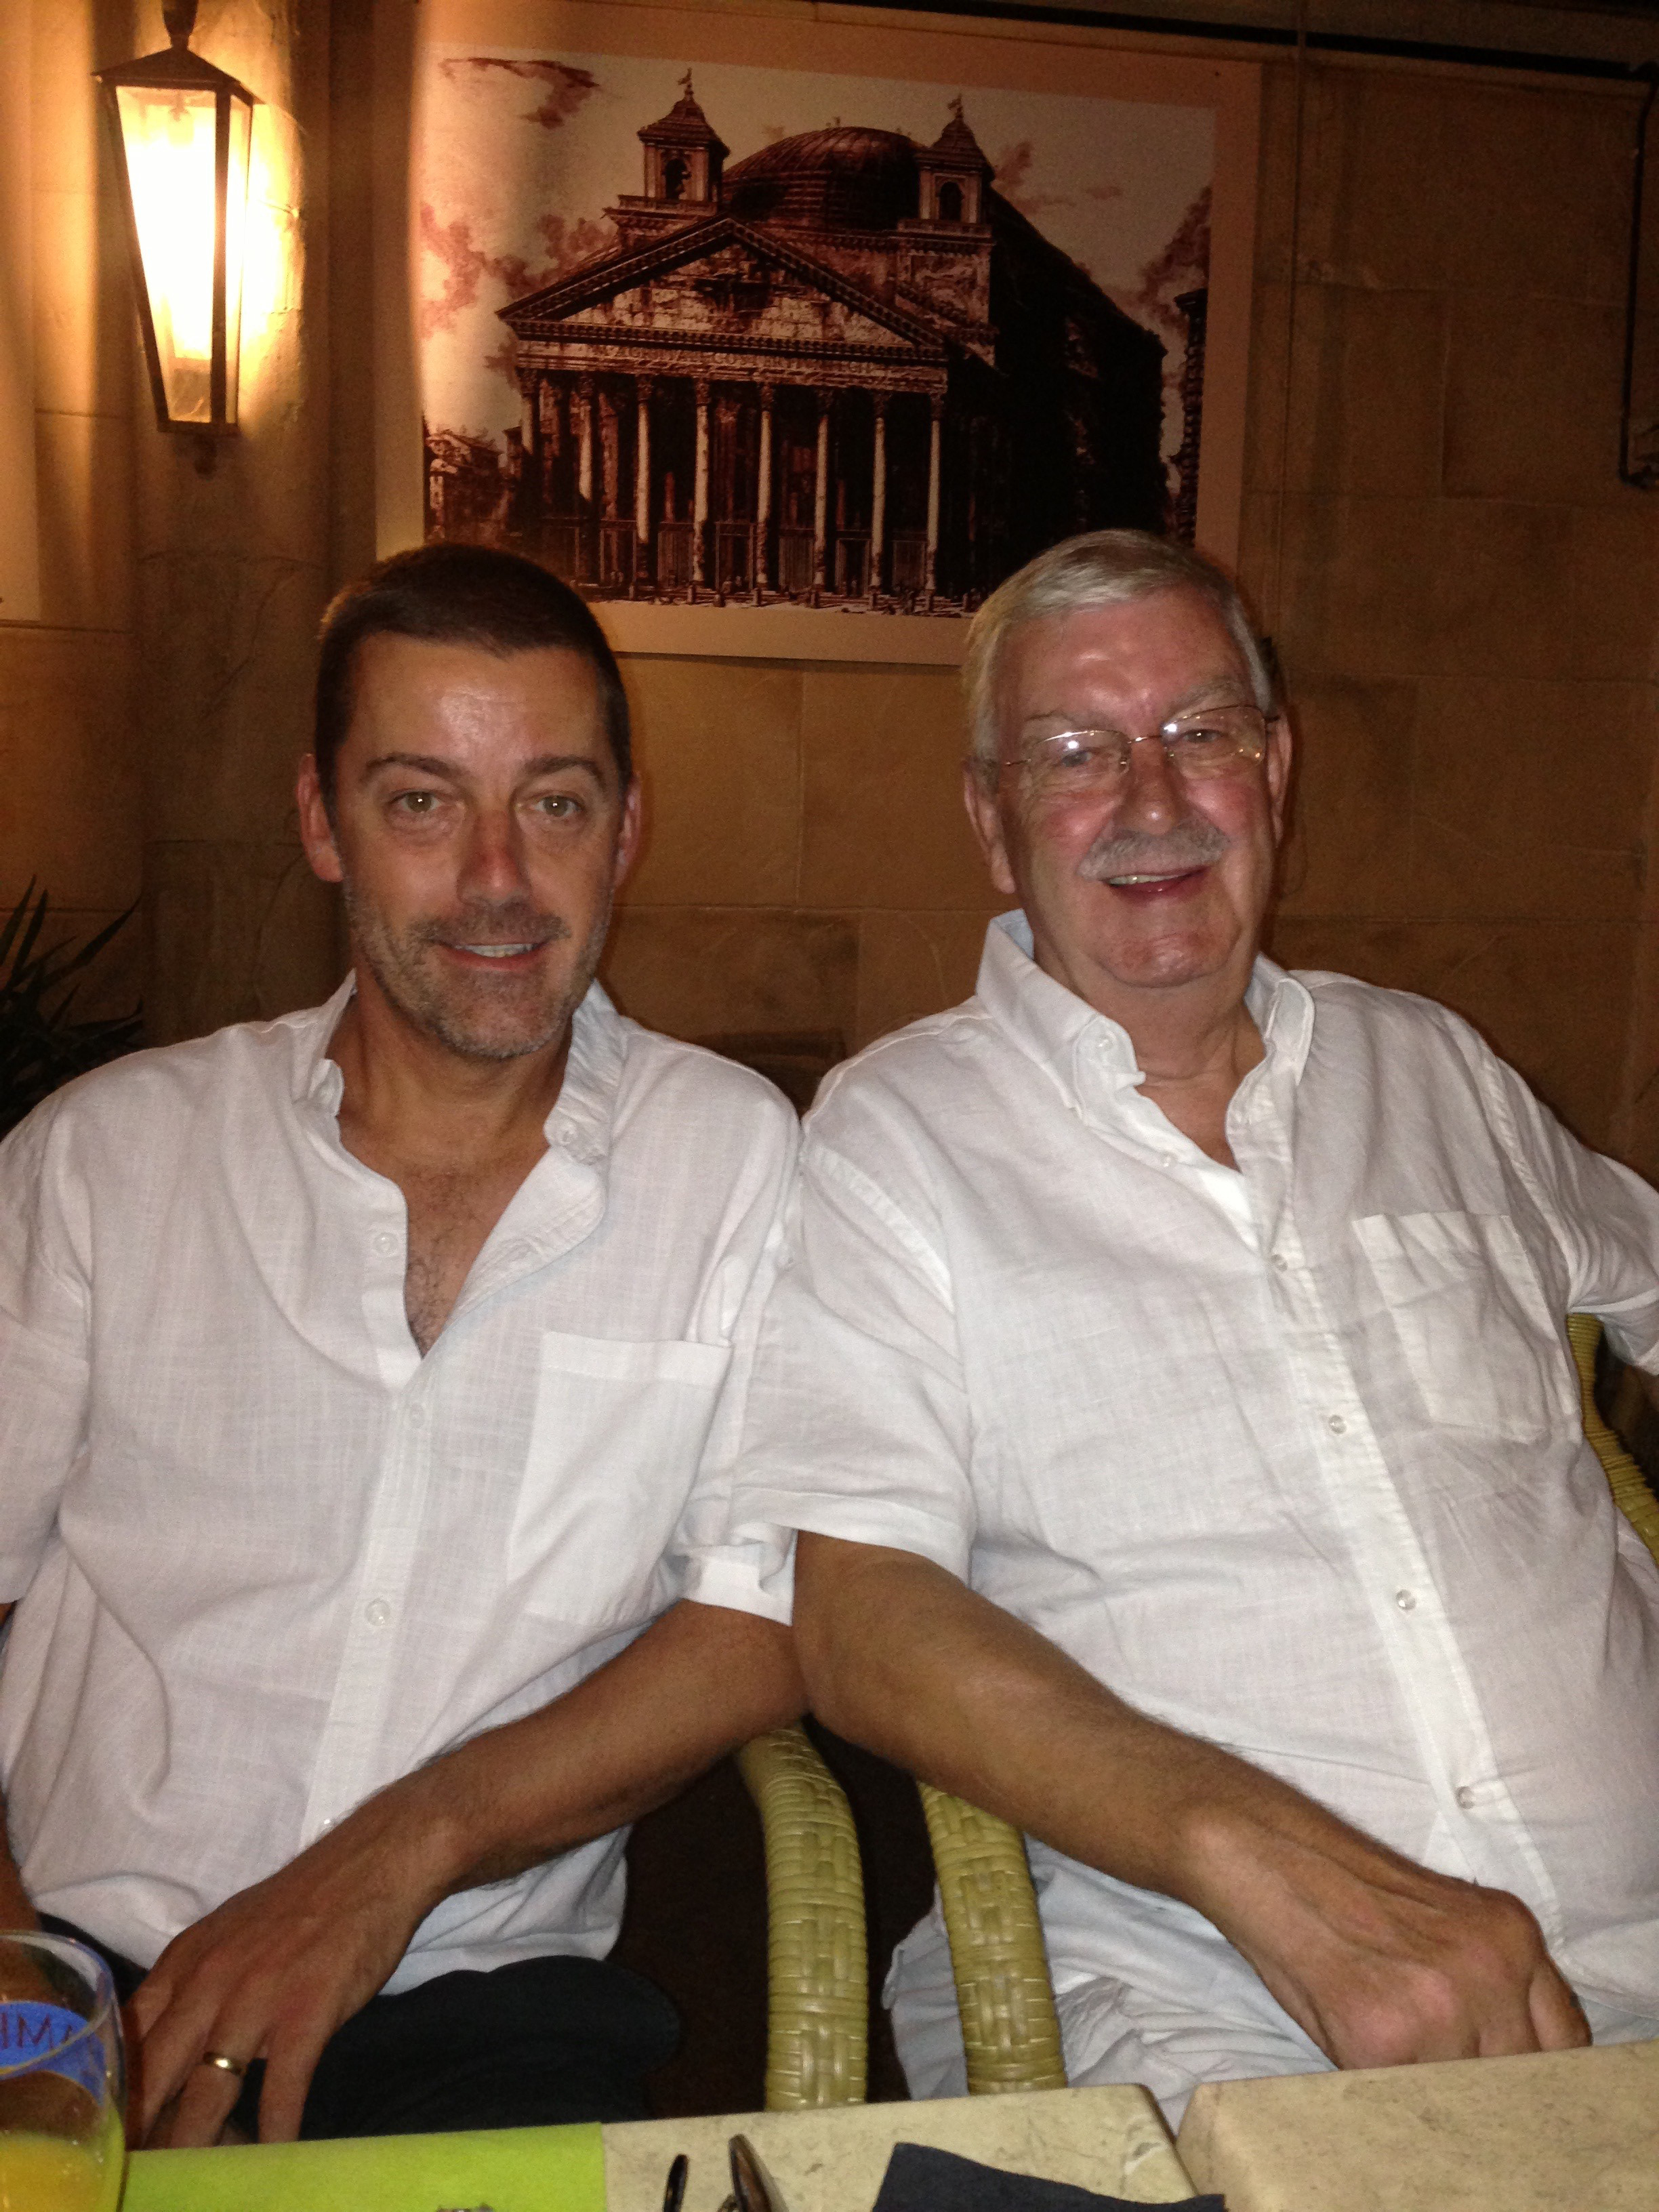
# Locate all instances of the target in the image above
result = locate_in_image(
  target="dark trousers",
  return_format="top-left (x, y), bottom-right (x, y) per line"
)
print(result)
top-left (43, 1916), bottom-right (678, 2139)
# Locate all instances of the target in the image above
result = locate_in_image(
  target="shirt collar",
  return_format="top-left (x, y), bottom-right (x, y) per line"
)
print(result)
top-left (976, 909), bottom-right (1314, 1108)
top-left (291, 972), bottom-right (629, 1169)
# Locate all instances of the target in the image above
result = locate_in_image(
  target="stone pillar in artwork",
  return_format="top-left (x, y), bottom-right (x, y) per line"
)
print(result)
top-left (870, 393), bottom-right (888, 597)
top-left (693, 377), bottom-right (711, 586)
top-left (575, 373), bottom-right (596, 506)
top-left (575, 373), bottom-right (596, 581)
top-left (813, 388), bottom-right (832, 594)
top-left (634, 377), bottom-right (653, 579)
top-left (598, 385), bottom-right (621, 519)
top-left (756, 382), bottom-right (775, 592)
top-left (924, 391), bottom-right (943, 600)
top-left (538, 375), bottom-right (559, 504)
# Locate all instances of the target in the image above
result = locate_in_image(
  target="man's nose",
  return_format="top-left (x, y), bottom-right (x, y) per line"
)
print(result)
top-left (457, 806), bottom-right (533, 901)
top-left (1113, 734), bottom-right (1185, 830)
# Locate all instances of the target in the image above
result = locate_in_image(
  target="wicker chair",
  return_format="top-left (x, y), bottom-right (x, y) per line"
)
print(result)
top-left (737, 1722), bottom-right (869, 2107)
top-left (914, 1315), bottom-right (1659, 2095)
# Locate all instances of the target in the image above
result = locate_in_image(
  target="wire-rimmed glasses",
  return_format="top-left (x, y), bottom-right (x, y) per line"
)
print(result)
top-left (1006, 704), bottom-right (1270, 800)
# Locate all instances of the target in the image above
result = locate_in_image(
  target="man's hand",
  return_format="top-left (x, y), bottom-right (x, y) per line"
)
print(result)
top-left (127, 1790), bottom-right (441, 2147)
top-left (129, 1600), bottom-right (800, 2144)
top-left (796, 1535), bottom-right (1589, 2077)
top-left (1185, 1800), bottom-right (1590, 2070)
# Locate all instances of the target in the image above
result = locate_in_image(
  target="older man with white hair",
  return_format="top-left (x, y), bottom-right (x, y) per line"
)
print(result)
top-left (731, 529), bottom-right (1659, 2120)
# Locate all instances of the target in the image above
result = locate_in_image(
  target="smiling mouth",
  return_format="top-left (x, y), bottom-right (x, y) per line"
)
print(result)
top-left (1105, 867), bottom-right (1206, 888)
top-left (457, 942), bottom-right (541, 958)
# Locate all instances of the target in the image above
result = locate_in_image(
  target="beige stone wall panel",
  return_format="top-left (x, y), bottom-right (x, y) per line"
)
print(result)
top-left (1250, 281), bottom-right (1450, 501)
top-left (1265, 915), bottom-right (1637, 1149)
top-left (1443, 295), bottom-right (1635, 506)
top-left (1264, 494), bottom-right (1439, 682)
top-left (144, 838), bottom-right (340, 1046)
top-left (619, 655), bottom-right (802, 909)
top-left (35, 407), bottom-right (134, 633)
top-left (601, 906), bottom-right (858, 1049)
top-left (798, 665), bottom-right (998, 912)
top-left (0, 628), bottom-right (140, 909)
top-left (1407, 676), bottom-right (1652, 923)
top-left (1275, 677), bottom-right (1417, 919)
top-left (852, 908), bottom-right (1002, 1052)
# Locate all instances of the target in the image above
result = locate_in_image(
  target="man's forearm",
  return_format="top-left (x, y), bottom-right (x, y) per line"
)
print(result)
top-left (794, 1533), bottom-right (1315, 1908)
top-left (336, 1597), bottom-right (804, 1913)
top-left (795, 1536), bottom-right (1587, 2070)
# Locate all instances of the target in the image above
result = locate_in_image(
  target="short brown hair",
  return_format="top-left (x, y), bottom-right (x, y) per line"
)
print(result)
top-left (314, 544), bottom-right (631, 809)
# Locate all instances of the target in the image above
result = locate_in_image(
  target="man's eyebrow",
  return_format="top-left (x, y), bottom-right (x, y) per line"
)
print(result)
top-left (360, 751), bottom-right (608, 782)
top-left (359, 751), bottom-right (455, 778)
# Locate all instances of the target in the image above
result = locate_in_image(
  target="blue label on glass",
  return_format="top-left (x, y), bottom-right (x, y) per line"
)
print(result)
top-left (0, 2001), bottom-right (107, 2100)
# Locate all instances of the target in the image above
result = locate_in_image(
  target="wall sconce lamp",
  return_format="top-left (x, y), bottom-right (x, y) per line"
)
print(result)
top-left (97, 1), bottom-right (256, 472)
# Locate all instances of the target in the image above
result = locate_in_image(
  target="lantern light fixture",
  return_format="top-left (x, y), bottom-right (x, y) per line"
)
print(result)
top-left (97, 1), bottom-right (255, 469)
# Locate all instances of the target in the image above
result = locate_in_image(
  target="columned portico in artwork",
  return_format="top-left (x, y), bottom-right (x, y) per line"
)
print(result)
top-left (474, 83), bottom-right (1168, 610)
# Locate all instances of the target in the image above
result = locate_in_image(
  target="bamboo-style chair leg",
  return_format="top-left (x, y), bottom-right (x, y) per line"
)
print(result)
top-left (919, 1782), bottom-right (1066, 2094)
top-left (1569, 1313), bottom-right (1659, 1568)
top-left (737, 1722), bottom-right (868, 2108)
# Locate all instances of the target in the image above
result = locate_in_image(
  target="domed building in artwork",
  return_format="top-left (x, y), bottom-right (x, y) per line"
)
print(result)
top-left (460, 80), bottom-right (1177, 611)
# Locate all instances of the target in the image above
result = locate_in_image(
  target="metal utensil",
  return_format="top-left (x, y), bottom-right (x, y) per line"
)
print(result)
top-left (729, 2133), bottom-right (791, 2212)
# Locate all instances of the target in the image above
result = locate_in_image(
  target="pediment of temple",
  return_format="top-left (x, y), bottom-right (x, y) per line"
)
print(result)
top-left (501, 218), bottom-right (957, 362)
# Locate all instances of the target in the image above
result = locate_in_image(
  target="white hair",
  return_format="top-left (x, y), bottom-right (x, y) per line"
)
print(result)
top-left (964, 531), bottom-right (1278, 766)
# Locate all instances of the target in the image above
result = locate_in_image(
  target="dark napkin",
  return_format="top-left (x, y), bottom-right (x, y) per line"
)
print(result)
top-left (871, 2142), bottom-right (1225, 2212)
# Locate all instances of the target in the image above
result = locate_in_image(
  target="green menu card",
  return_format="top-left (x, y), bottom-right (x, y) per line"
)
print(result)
top-left (123, 2119), bottom-right (607, 2212)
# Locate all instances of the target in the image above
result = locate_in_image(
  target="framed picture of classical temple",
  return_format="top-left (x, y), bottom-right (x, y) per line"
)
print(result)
top-left (395, 0), bottom-right (1261, 662)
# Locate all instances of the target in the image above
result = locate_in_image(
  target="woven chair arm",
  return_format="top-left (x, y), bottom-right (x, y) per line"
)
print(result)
top-left (735, 1723), bottom-right (867, 2108)
top-left (918, 1783), bottom-right (1067, 2095)
top-left (1569, 1314), bottom-right (1659, 1570)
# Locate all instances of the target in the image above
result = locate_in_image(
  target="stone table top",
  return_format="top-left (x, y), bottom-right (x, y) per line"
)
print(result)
top-left (602, 2084), bottom-right (1197, 2212)
top-left (1176, 2036), bottom-right (1659, 2211)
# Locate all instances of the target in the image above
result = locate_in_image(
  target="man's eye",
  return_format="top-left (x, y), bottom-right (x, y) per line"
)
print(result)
top-left (391, 790), bottom-right (442, 816)
top-left (531, 792), bottom-right (583, 819)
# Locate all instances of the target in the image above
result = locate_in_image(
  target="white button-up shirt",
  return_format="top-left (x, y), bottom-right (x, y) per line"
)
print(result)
top-left (0, 980), bottom-right (795, 1988)
top-left (733, 913), bottom-right (1659, 2050)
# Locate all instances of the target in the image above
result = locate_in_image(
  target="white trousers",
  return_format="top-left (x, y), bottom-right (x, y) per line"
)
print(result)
top-left (886, 1900), bottom-right (1659, 2129)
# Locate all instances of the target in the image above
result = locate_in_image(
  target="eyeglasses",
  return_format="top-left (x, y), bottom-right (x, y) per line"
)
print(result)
top-left (1005, 705), bottom-right (1270, 798)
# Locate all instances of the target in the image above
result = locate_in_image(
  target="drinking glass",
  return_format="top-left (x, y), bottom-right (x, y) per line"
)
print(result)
top-left (0, 1932), bottom-right (125, 2212)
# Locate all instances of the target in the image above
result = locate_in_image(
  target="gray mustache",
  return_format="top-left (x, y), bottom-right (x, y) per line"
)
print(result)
top-left (1078, 819), bottom-right (1232, 881)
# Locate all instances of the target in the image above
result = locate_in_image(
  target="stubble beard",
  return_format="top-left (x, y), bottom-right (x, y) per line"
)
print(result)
top-left (342, 878), bottom-right (613, 1063)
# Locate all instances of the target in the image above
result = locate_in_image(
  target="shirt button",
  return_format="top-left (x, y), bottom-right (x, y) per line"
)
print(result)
top-left (1327, 1414), bottom-right (1347, 1435)
top-left (1159, 1152), bottom-right (1177, 1169)
top-left (1455, 1785), bottom-right (1477, 1809)
top-left (1271, 1252), bottom-right (1289, 1273)
top-left (372, 1230), bottom-right (398, 1256)
top-left (1395, 1588), bottom-right (1417, 1612)
top-left (406, 1404), bottom-right (426, 1429)
top-left (365, 1597), bottom-right (392, 1629)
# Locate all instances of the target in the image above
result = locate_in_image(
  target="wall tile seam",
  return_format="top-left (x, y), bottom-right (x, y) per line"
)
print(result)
top-left (1279, 276), bottom-right (1634, 307)
top-left (0, 622), bottom-right (133, 640)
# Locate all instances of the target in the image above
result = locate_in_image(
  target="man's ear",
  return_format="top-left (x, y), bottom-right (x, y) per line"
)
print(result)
top-left (962, 759), bottom-right (1019, 899)
top-left (297, 754), bottom-right (344, 885)
top-left (1265, 713), bottom-right (1294, 845)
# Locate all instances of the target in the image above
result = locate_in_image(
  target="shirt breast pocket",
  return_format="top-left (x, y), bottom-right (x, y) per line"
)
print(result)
top-left (1353, 1210), bottom-right (1576, 1444)
top-left (510, 1330), bottom-right (733, 1628)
